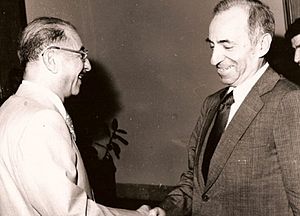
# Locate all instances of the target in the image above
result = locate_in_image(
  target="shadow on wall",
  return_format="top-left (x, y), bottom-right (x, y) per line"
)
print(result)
top-left (65, 60), bottom-right (121, 148)
top-left (267, 35), bottom-right (300, 85)
top-left (65, 59), bottom-right (122, 207)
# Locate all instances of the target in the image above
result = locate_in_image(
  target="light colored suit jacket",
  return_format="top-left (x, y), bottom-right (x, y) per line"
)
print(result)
top-left (0, 82), bottom-right (128, 215)
top-left (160, 67), bottom-right (300, 216)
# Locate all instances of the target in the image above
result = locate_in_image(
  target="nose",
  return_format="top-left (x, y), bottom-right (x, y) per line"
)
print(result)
top-left (84, 58), bottom-right (92, 71)
top-left (210, 46), bottom-right (224, 66)
top-left (294, 48), bottom-right (300, 65)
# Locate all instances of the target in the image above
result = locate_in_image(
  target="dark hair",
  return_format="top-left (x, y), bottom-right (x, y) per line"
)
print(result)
top-left (285, 18), bottom-right (300, 42)
top-left (213, 0), bottom-right (275, 44)
top-left (17, 16), bottom-right (77, 66)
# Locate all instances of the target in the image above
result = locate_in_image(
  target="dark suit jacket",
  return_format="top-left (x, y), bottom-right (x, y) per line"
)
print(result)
top-left (160, 67), bottom-right (300, 216)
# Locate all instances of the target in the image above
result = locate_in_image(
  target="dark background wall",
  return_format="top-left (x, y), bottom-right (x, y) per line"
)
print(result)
top-left (21, 0), bottom-right (288, 186)
top-left (0, 1), bottom-right (26, 100)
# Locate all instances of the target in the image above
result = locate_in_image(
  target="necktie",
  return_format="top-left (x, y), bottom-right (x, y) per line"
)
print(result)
top-left (202, 90), bottom-right (234, 183)
top-left (66, 113), bottom-right (76, 142)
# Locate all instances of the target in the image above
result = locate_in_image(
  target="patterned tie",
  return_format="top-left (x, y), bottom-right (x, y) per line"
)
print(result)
top-left (202, 90), bottom-right (234, 183)
top-left (66, 113), bottom-right (76, 142)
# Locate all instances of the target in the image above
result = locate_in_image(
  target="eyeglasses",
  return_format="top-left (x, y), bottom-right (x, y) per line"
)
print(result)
top-left (41, 46), bottom-right (88, 60)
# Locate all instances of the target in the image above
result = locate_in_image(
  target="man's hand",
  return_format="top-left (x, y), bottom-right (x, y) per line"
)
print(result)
top-left (149, 207), bottom-right (166, 216)
top-left (136, 205), bottom-right (151, 215)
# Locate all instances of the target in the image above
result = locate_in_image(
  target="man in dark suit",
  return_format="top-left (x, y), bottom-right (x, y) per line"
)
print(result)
top-left (285, 18), bottom-right (300, 66)
top-left (150, 0), bottom-right (300, 215)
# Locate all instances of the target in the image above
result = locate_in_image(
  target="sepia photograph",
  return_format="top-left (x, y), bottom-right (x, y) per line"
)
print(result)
top-left (2, 0), bottom-right (300, 215)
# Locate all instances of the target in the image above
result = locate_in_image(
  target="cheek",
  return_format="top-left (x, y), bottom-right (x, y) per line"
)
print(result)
top-left (75, 60), bottom-right (84, 70)
top-left (224, 49), bottom-right (245, 65)
top-left (232, 51), bottom-right (252, 68)
top-left (70, 64), bottom-right (83, 81)
top-left (226, 43), bottom-right (253, 63)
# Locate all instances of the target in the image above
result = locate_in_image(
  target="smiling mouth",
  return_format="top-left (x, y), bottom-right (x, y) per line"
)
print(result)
top-left (217, 65), bottom-right (234, 73)
top-left (78, 71), bottom-right (85, 80)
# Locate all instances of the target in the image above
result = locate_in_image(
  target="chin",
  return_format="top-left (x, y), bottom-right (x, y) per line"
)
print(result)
top-left (71, 82), bottom-right (82, 95)
top-left (71, 87), bottom-right (81, 96)
top-left (220, 75), bottom-right (239, 85)
top-left (220, 78), bottom-right (232, 85)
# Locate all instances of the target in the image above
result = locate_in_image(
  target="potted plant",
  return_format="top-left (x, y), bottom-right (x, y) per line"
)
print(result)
top-left (88, 118), bottom-right (128, 207)
top-left (94, 118), bottom-right (128, 160)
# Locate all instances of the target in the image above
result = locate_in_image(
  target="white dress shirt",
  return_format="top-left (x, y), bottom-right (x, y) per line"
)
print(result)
top-left (226, 63), bottom-right (269, 127)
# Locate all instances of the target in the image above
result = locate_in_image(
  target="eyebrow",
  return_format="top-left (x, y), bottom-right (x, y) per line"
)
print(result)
top-left (205, 38), bottom-right (233, 44)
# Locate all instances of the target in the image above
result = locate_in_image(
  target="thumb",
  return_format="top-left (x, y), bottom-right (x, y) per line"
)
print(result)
top-left (137, 205), bottom-right (151, 214)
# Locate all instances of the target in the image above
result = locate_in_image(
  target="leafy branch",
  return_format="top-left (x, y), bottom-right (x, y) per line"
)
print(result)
top-left (95, 118), bottom-right (128, 159)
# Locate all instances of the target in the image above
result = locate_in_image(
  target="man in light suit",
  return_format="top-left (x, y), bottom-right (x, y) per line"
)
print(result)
top-left (285, 18), bottom-right (300, 66)
top-left (0, 17), bottom-right (151, 216)
top-left (150, 0), bottom-right (300, 215)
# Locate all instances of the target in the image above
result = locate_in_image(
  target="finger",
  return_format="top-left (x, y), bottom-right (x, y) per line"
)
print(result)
top-left (137, 205), bottom-right (151, 214)
top-left (150, 207), bottom-right (166, 216)
top-left (148, 209), bottom-right (157, 216)
top-left (149, 208), bottom-right (161, 216)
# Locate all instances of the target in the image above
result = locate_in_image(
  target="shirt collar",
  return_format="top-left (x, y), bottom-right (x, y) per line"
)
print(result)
top-left (229, 62), bottom-right (269, 101)
top-left (21, 80), bottom-right (67, 120)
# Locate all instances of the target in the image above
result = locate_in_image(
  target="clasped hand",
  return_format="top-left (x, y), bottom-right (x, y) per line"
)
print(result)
top-left (137, 205), bottom-right (166, 216)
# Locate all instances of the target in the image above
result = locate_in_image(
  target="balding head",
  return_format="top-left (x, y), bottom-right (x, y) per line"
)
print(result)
top-left (18, 17), bottom-right (77, 67)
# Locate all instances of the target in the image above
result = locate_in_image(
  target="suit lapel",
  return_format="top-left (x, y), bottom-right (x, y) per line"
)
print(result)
top-left (203, 67), bottom-right (281, 191)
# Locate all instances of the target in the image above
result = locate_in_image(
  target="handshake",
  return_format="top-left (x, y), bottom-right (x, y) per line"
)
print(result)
top-left (136, 205), bottom-right (166, 216)
top-left (110, 205), bottom-right (166, 216)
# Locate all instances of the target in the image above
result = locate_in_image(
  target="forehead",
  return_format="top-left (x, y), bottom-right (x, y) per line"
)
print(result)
top-left (209, 6), bottom-right (250, 42)
top-left (291, 34), bottom-right (300, 49)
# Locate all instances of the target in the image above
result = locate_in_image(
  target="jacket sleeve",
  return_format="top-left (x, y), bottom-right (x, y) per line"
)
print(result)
top-left (274, 90), bottom-right (300, 216)
top-left (159, 96), bottom-right (212, 216)
top-left (17, 109), bottom-right (141, 216)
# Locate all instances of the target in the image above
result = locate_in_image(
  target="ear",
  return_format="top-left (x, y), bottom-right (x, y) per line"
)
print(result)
top-left (256, 33), bottom-right (272, 58)
top-left (42, 49), bottom-right (58, 74)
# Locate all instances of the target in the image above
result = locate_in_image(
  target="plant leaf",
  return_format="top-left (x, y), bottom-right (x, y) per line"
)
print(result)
top-left (94, 142), bottom-right (107, 149)
top-left (111, 118), bottom-right (118, 131)
top-left (116, 129), bottom-right (127, 134)
top-left (113, 134), bottom-right (129, 145)
top-left (112, 142), bottom-right (121, 159)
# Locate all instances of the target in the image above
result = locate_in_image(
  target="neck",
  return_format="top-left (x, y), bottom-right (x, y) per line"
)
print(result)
top-left (24, 64), bottom-right (65, 102)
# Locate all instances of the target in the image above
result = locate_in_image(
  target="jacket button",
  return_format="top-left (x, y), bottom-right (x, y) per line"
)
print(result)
top-left (202, 194), bottom-right (209, 202)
